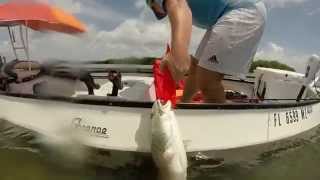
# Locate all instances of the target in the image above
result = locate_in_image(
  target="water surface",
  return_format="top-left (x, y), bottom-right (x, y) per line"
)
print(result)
top-left (1, 123), bottom-right (320, 180)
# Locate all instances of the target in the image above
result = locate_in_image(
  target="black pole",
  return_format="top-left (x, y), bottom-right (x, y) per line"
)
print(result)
top-left (296, 86), bottom-right (306, 102)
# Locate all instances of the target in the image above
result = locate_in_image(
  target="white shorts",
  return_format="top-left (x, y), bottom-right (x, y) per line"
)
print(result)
top-left (195, 2), bottom-right (267, 79)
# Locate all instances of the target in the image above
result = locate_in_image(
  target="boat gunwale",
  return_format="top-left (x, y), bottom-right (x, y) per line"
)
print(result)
top-left (1, 92), bottom-right (319, 110)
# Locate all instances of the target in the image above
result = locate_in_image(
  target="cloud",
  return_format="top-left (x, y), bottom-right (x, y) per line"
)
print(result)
top-left (48, 0), bottom-right (82, 14)
top-left (49, 0), bottom-right (127, 26)
top-left (256, 42), bottom-right (310, 72)
top-left (263, 0), bottom-right (310, 8)
top-left (269, 42), bottom-right (284, 54)
top-left (307, 7), bottom-right (320, 16)
top-left (24, 16), bottom-right (203, 60)
top-left (256, 42), bottom-right (286, 64)
top-left (0, 0), bottom-right (207, 63)
top-left (88, 19), bottom-right (171, 59)
top-left (21, 17), bottom-right (171, 61)
top-left (134, 0), bottom-right (145, 9)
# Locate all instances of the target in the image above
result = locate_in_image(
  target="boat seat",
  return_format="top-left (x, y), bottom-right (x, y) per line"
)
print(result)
top-left (41, 65), bottom-right (101, 96)
top-left (0, 59), bottom-right (41, 83)
top-left (32, 75), bottom-right (77, 97)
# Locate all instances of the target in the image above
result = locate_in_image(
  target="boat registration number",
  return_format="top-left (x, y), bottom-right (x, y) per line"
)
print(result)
top-left (272, 106), bottom-right (313, 128)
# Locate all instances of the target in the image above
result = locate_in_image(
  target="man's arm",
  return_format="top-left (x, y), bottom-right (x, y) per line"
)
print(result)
top-left (165, 0), bottom-right (192, 80)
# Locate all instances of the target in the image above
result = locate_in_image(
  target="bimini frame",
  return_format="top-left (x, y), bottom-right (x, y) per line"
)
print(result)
top-left (7, 21), bottom-right (30, 61)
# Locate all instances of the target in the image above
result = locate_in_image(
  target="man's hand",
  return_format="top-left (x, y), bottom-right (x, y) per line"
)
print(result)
top-left (160, 52), bottom-right (187, 82)
top-left (160, 54), bottom-right (169, 72)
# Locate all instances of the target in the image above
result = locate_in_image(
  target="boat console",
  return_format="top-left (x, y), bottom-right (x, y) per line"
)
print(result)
top-left (254, 55), bottom-right (320, 102)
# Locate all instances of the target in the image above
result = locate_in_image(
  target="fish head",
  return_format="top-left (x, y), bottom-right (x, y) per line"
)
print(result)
top-left (151, 100), bottom-right (173, 129)
top-left (151, 100), bottom-right (174, 151)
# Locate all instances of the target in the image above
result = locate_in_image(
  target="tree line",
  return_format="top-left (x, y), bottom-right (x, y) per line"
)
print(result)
top-left (95, 57), bottom-right (296, 72)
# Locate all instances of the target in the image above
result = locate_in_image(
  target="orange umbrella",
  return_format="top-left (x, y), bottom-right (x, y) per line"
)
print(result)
top-left (0, 0), bottom-right (86, 34)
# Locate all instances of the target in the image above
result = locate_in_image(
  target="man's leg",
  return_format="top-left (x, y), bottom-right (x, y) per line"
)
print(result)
top-left (181, 56), bottom-right (199, 103)
top-left (196, 66), bottom-right (226, 103)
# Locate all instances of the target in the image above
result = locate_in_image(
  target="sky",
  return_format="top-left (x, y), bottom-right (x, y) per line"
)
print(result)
top-left (0, 0), bottom-right (319, 72)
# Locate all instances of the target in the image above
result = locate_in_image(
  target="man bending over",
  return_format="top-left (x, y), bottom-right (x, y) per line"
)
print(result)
top-left (146, 0), bottom-right (267, 103)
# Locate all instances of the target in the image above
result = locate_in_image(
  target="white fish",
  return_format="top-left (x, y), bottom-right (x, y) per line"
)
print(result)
top-left (151, 100), bottom-right (188, 180)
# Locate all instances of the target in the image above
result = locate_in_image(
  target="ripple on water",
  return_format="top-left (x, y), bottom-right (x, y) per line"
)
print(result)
top-left (1, 118), bottom-right (320, 180)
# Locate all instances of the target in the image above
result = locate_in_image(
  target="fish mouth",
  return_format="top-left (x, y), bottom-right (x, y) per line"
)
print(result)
top-left (152, 100), bottom-right (172, 115)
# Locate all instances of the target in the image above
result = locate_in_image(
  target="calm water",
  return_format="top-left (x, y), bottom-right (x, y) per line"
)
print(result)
top-left (1, 124), bottom-right (320, 180)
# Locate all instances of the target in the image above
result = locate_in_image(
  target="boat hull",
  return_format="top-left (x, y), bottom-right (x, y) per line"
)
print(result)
top-left (0, 94), bottom-right (319, 168)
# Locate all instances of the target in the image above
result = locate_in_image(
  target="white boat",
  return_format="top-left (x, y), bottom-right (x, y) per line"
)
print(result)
top-left (0, 5), bottom-right (320, 168)
top-left (0, 61), bottom-right (320, 167)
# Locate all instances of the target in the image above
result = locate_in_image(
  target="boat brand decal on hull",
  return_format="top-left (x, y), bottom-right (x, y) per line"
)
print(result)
top-left (72, 118), bottom-right (110, 138)
top-left (272, 106), bottom-right (313, 128)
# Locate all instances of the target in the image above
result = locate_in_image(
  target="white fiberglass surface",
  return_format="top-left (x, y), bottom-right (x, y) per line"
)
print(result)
top-left (74, 75), bottom-right (155, 101)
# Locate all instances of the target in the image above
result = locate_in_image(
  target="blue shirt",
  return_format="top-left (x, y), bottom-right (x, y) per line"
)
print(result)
top-left (152, 0), bottom-right (261, 29)
top-left (187, 0), bottom-right (261, 29)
